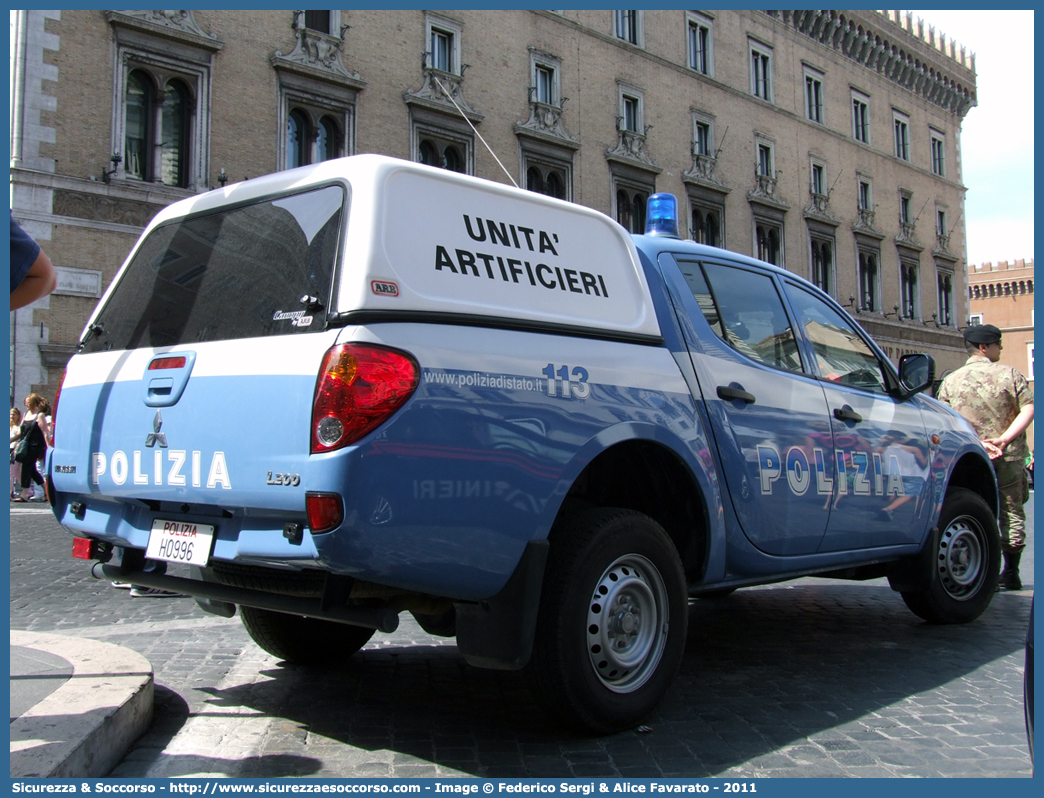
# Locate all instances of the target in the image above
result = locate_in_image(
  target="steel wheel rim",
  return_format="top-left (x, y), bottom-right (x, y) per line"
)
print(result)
top-left (937, 514), bottom-right (986, 600)
top-left (586, 554), bottom-right (669, 693)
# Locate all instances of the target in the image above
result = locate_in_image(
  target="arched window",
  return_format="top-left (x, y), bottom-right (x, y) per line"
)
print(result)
top-left (545, 172), bottom-right (563, 200)
top-left (161, 80), bottom-right (191, 187)
top-left (525, 166), bottom-right (566, 200)
top-left (756, 225), bottom-right (780, 265)
top-left (811, 238), bottom-right (832, 294)
top-left (123, 71), bottom-right (192, 187)
top-left (124, 70), bottom-right (153, 180)
top-left (527, 167), bottom-right (543, 193)
top-left (287, 110), bottom-right (307, 169)
top-left (286, 110), bottom-right (341, 170)
top-left (691, 209), bottom-right (719, 247)
top-left (419, 140), bottom-right (439, 167)
top-left (417, 138), bottom-right (465, 173)
top-left (858, 251), bottom-right (878, 311)
top-left (616, 189), bottom-right (646, 234)
top-left (442, 146), bottom-right (463, 173)
top-left (316, 116), bottom-right (339, 162)
top-left (617, 190), bottom-right (632, 232)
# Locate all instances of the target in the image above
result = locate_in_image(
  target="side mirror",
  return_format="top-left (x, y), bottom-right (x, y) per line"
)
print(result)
top-left (897, 353), bottom-right (935, 398)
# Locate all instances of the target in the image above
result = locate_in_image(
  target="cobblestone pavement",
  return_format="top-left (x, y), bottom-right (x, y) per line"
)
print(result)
top-left (11, 501), bottom-right (1034, 779)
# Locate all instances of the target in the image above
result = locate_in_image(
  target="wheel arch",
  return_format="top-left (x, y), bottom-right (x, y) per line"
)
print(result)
top-left (945, 451), bottom-right (1000, 518)
top-left (555, 437), bottom-right (711, 582)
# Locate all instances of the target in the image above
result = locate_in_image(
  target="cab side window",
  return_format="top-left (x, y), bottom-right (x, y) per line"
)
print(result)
top-left (678, 259), bottom-right (803, 374)
top-left (786, 283), bottom-right (889, 393)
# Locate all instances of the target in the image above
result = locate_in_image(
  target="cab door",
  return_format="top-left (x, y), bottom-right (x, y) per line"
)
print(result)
top-left (663, 256), bottom-right (834, 556)
top-left (783, 282), bottom-right (931, 551)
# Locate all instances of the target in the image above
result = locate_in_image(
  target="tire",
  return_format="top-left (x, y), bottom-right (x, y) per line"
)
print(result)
top-left (240, 606), bottom-right (375, 665)
top-left (899, 487), bottom-right (1000, 624)
top-left (527, 507), bottom-right (688, 734)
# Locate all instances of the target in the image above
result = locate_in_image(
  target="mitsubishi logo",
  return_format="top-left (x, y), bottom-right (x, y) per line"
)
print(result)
top-left (145, 411), bottom-right (168, 449)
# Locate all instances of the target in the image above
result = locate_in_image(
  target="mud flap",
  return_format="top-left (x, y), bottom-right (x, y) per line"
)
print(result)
top-left (887, 526), bottom-right (938, 593)
top-left (454, 539), bottom-right (548, 670)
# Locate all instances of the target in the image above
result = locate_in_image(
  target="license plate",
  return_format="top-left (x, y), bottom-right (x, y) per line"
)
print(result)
top-left (146, 519), bottom-right (215, 567)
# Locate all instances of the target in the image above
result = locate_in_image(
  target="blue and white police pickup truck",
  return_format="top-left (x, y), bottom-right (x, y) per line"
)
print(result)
top-left (50, 155), bottom-right (999, 733)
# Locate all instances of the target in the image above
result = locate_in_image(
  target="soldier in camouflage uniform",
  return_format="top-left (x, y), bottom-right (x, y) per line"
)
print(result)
top-left (938, 324), bottom-right (1035, 590)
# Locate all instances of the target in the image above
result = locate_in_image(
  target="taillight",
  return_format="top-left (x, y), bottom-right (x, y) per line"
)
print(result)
top-left (311, 343), bottom-right (419, 453)
top-left (306, 493), bottom-right (344, 534)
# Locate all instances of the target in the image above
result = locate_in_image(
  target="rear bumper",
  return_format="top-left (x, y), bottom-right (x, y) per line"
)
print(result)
top-left (91, 559), bottom-right (400, 632)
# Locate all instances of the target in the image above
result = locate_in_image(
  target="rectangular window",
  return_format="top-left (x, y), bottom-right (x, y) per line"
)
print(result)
top-left (303, 10), bottom-right (331, 34)
top-left (535, 64), bottom-right (554, 105)
top-left (900, 193), bottom-right (912, 225)
top-left (758, 144), bottom-right (773, 177)
top-left (939, 272), bottom-right (956, 326)
top-left (858, 180), bottom-right (872, 210)
top-left (688, 18), bottom-right (711, 74)
top-left (622, 95), bottom-right (640, 133)
top-left (430, 28), bottom-right (453, 72)
top-left (931, 131), bottom-right (946, 176)
top-left (937, 209), bottom-right (947, 237)
top-left (893, 112), bottom-right (910, 160)
top-left (811, 163), bottom-right (825, 196)
top-left (1027, 342), bottom-right (1034, 381)
top-left (852, 92), bottom-right (870, 143)
top-left (751, 44), bottom-right (772, 101)
top-left (805, 68), bottom-right (824, 123)
top-left (969, 312), bottom-right (983, 326)
top-left (616, 10), bottom-right (640, 45)
top-left (695, 121), bottom-right (711, 156)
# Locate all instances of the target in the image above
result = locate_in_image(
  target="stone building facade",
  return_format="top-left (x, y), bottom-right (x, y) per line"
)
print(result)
top-left (10, 9), bottom-right (977, 407)
top-left (967, 258), bottom-right (1034, 454)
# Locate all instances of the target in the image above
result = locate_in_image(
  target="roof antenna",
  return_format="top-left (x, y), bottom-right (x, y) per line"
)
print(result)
top-left (432, 74), bottom-right (518, 188)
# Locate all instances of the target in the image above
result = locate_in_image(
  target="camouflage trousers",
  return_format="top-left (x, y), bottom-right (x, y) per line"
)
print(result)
top-left (994, 457), bottom-right (1029, 553)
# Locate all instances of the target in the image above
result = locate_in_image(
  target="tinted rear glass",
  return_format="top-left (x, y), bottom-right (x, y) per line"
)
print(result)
top-left (81, 185), bottom-right (345, 352)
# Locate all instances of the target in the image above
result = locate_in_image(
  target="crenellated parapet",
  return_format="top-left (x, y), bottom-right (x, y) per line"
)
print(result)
top-left (762, 10), bottom-right (976, 118)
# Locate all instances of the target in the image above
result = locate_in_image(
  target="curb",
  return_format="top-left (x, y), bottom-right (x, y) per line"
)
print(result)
top-left (10, 631), bottom-right (154, 778)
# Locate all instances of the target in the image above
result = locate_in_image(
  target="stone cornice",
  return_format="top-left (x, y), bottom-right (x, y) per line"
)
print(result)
top-left (761, 10), bottom-right (976, 118)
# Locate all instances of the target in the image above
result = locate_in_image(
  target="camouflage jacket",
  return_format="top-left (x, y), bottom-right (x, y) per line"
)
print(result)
top-left (937, 354), bottom-right (1034, 462)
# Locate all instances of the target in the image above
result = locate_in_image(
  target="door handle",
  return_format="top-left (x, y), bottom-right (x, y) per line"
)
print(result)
top-left (833, 405), bottom-right (863, 423)
top-left (717, 385), bottom-right (756, 404)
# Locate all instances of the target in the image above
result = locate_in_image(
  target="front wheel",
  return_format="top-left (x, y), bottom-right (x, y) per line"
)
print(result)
top-left (240, 606), bottom-right (376, 665)
top-left (527, 508), bottom-right (688, 734)
top-left (898, 488), bottom-right (1000, 624)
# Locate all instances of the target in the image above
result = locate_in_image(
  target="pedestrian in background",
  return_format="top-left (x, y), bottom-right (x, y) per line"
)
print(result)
top-left (10, 210), bottom-right (57, 310)
top-left (10, 407), bottom-right (23, 498)
top-left (14, 393), bottom-right (51, 502)
top-left (938, 323), bottom-right (1035, 590)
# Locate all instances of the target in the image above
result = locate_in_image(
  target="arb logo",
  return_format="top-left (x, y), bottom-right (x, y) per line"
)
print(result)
top-left (371, 280), bottom-right (399, 297)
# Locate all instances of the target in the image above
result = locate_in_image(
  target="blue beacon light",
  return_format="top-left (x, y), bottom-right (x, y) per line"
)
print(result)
top-left (644, 193), bottom-right (680, 238)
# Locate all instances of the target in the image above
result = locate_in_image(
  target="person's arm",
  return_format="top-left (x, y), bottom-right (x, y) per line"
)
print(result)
top-left (37, 414), bottom-right (53, 447)
top-left (10, 249), bottom-right (57, 310)
top-left (985, 403), bottom-right (1034, 455)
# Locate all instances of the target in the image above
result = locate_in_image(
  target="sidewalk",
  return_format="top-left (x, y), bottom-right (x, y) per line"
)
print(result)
top-left (10, 630), bottom-right (154, 778)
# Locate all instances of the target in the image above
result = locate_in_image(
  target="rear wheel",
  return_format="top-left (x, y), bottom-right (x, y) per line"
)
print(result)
top-left (240, 606), bottom-right (375, 665)
top-left (899, 488), bottom-right (1000, 624)
top-left (527, 508), bottom-right (687, 734)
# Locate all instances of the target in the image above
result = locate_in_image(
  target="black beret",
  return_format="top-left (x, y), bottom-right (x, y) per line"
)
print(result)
top-left (964, 323), bottom-right (1002, 345)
